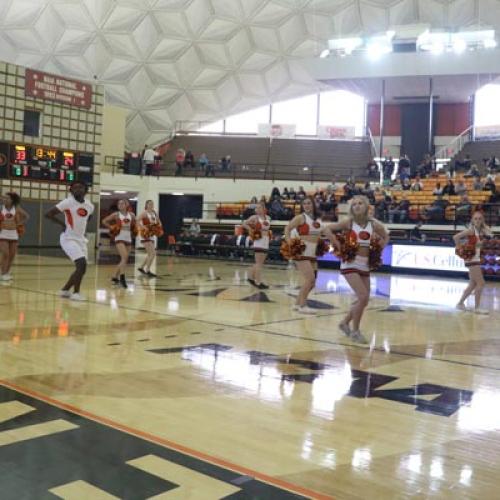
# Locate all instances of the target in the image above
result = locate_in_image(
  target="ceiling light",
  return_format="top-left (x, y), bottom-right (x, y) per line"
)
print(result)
top-left (430, 42), bottom-right (445, 55)
top-left (484, 38), bottom-right (497, 48)
top-left (172, 192), bottom-right (184, 195)
top-left (129, 196), bottom-right (138, 201)
top-left (320, 49), bottom-right (330, 58)
top-left (101, 192), bottom-right (111, 196)
top-left (452, 38), bottom-right (467, 54)
top-left (114, 190), bottom-right (127, 194)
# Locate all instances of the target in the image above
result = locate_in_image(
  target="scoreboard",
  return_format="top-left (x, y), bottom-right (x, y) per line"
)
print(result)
top-left (0, 142), bottom-right (94, 185)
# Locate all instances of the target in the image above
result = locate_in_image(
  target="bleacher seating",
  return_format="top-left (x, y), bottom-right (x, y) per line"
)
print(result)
top-left (451, 139), bottom-right (500, 170)
top-left (161, 134), bottom-right (372, 181)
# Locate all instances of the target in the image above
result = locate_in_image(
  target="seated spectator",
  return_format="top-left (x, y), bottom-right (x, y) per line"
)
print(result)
top-left (411, 177), bottom-right (424, 191)
top-left (188, 218), bottom-right (201, 237)
top-left (271, 187), bottom-right (281, 199)
top-left (463, 154), bottom-right (472, 171)
top-left (417, 154), bottom-right (433, 178)
top-left (473, 176), bottom-right (483, 191)
top-left (327, 176), bottom-right (339, 192)
top-left (281, 187), bottom-right (290, 200)
top-left (342, 179), bottom-right (356, 201)
top-left (402, 178), bottom-right (411, 190)
top-left (456, 194), bottom-right (472, 223)
top-left (248, 196), bottom-right (258, 210)
top-left (442, 179), bottom-right (455, 196)
top-left (409, 221), bottom-right (426, 242)
top-left (388, 196), bottom-right (409, 223)
top-left (259, 195), bottom-right (267, 207)
top-left (455, 180), bottom-right (467, 196)
top-left (375, 196), bottom-right (390, 222)
top-left (465, 163), bottom-right (480, 178)
top-left (425, 195), bottom-right (449, 222)
top-left (453, 155), bottom-right (466, 175)
top-left (391, 178), bottom-right (403, 191)
top-left (433, 182), bottom-right (443, 195)
top-left (366, 159), bottom-right (379, 179)
top-left (488, 155), bottom-right (500, 172)
top-left (288, 187), bottom-right (297, 200)
top-left (269, 195), bottom-right (289, 220)
top-left (220, 155), bottom-right (231, 171)
top-left (199, 152), bottom-right (209, 172)
top-left (296, 186), bottom-right (306, 200)
top-left (484, 177), bottom-right (496, 192)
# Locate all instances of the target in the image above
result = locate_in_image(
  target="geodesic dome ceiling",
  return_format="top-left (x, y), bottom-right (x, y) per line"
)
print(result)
top-left (1, 0), bottom-right (499, 148)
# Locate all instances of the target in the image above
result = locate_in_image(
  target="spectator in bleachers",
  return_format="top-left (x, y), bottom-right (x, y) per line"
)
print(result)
top-left (271, 187), bottom-right (281, 199)
top-left (402, 178), bottom-right (411, 191)
top-left (297, 186), bottom-right (306, 200)
top-left (199, 152), bottom-right (209, 171)
top-left (411, 176), bottom-right (423, 191)
top-left (281, 188), bottom-right (290, 200)
top-left (465, 163), bottom-right (480, 178)
top-left (259, 195), bottom-right (267, 206)
top-left (142, 145), bottom-right (156, 176)
top-left (464, 154), bottom-right (472, 171)
top-left (417, 154), bottom-right (433, 178)
top-left (220, 155), bottom-right (231, 172)
top-left (484, 177), bottom-right (496, 193)
top-left (453, 154), bottom-right (466, 174)
top-left (189, 219), bottom-right (201, 237)
top-left (388, 195), bottom-right (409, 223)
top-left (184, 150), bottom-right (195, 169)
top-left (398, 154), bottom-right (411, 180)
top-left (382, 156), bottom-right (395, 181)
top-left (391, 178), bottom-right (404, 191)
top-left (269, 195), bottom-right (289, 220)
top-left (487, 155), bottom-right (500, 172)
top-left (366, 158), bottom-right (379, 179)
top-left (455, 180), bottom-right (467, 196)
top-left (473, 176), bottom-right (484, 191)
top-left (288, 187), bottom-right (297, 200)
top-left (442, 179), bottom-right (456, 196)
top-left (433, 182), bottom-right (444, 196)
top-left (456, 194), bottom-right (472, 223)
top-left (248, 197), bottom-right (258, 211)
top-left (375, 195), bottom-right (390, 222)
top-left (175, 148), bottom-right (185, 176)
top-left (342, 178), bottom-right (356, 201)
top-left (425, 195), bottom-right (449, 222)
top-left (327, 176), bottom-right (339, 192)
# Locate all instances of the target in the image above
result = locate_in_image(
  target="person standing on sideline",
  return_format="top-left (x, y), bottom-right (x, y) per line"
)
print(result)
top-left (45, 181), bottom-right (94, 301)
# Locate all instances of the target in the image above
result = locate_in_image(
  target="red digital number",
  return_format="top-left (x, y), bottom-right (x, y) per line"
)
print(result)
top-left (16, 150), bottom-right (26, 162)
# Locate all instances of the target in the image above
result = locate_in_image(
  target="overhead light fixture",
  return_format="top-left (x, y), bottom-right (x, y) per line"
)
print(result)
top-left (484, 38), bottom-right (497, 48)
top-left (366, 31), bottom-right (394, 60)
top-left (114, 190), bottom-right (127, 194)
top-left (101, 192), bottom-right (111, 196)
top-left (129, 196), bottom-right (138, 201)
top-left (452, 37), bottom-right (467, 54)
top-left (320, 49), bottom-right (330, 58)
top-left (172, 192), bottom-right (184, 195)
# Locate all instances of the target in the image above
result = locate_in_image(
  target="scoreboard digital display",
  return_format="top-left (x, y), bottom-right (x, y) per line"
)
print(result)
top-left (0, 142), bottom-right (93, 185)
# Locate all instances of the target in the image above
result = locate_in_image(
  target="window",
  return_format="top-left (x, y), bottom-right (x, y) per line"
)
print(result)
top-left (319, 90), bottom-right (365, 136)
top-left (23, 110), bottom-right (40, 137)
top-left (225, 105), bottom-right (270, 134)
top-left (271, 94), bottom-right (318, 135)
top-left (475, 84), bottom-right (500, 128)
top-left (198, 120), bottom-right (224, 133)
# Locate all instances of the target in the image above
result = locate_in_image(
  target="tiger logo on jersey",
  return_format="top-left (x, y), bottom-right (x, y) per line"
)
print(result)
top-left (77, 208), bottom-right (88, 217)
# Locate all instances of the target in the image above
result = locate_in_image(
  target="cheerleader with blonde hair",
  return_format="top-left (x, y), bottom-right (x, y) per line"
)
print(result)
top-left (102, 199), bottom-right (136, 288)
top-left (454, 210), bottom-right (492, 314)
top-left (137, 200), bottom-right (163, 278)
top-left (324, 195), bottom-right (389, 343)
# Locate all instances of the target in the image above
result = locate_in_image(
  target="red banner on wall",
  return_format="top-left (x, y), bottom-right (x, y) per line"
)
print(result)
top-left (25, 69), bottom-right (92, 109)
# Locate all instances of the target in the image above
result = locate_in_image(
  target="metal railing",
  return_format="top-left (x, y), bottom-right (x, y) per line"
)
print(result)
top-left (435, 125), bottom-right (474, 162)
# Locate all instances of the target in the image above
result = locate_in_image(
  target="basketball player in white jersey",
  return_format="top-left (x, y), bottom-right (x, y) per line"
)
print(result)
top-left (45, 181), bottom-right (94, 301)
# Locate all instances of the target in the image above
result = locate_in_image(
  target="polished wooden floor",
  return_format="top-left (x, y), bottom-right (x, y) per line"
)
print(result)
top-left (1, 251), bottom-right (500, 499)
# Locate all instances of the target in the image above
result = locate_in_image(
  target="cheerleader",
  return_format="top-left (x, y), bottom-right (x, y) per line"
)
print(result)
top-left (324, 195), bottom-right (389, 343)
top-left (102, 199), bottom-right (136, 288)
top-left (284, 196), bottom-right (322, 314)
top-left (137, 200), bottom-right (163, 277)
top-left (0, 192), bottom-right (29, 281)
top-left (454, 210), bottom-right (492, 314)
top-left (242, 201), bottom-right (271, 289)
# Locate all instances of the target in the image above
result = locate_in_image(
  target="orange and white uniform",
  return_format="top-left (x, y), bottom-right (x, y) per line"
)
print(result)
top-left (297, 213), bottom-right (321, 260)
top-left (340, 221), bottom-right (372, 276)
top-left (56, 195), bottom-right (94, 261)
top-left (252, 216), bottom-right (271, 252)
top-left (0, 206), bottom-right (19, 241)
top-left (115, 212), bottom-right (133, 245)
top-left (464, 228), bottom-right (482, 267)
top-left (141, 211), bottom-right (159, 244)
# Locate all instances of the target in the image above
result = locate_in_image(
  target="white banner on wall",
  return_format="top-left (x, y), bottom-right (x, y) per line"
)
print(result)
top-left (392, 245), bottom-right (467, 273)
top-left (317, 125), bottom-right (356, 139)
top-left (258, 123), bottom-right (296, 138)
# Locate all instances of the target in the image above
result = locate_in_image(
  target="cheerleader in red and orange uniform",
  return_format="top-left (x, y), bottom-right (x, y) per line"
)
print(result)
top-left (242, 201), bottom-right (271, 289)
top-left (102, 199), bottom-right (136, 288)
top-left (324, 195), bottom-right (389, 343)
top-left (284, 196), bottom-right (322, 315)
top-left (454, 210), bottom-right (492, 314)
top-left (0, 193), bottom-right (29, 282)
top-left (137, 200), bottom-right (163, 278)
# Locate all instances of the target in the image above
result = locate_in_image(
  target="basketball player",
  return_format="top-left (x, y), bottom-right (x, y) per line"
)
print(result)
top-left (45, 181), bottom-right (94, 301)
